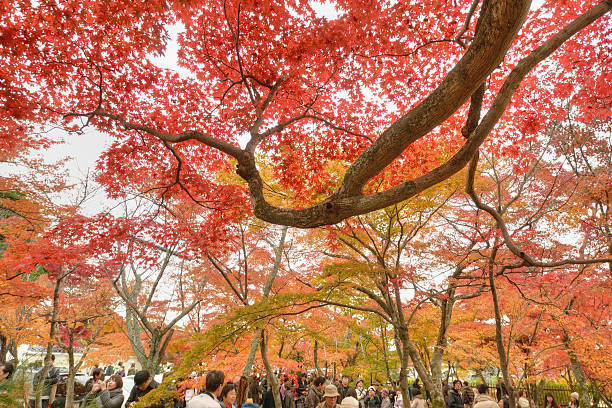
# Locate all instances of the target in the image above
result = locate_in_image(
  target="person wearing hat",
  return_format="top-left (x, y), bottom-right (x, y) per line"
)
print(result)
top-left (365, 387), bottom-right (381, 408)
top-left (318, 384), bottom-right (341, 408)
top-left (380, 388), bottom-right (391, 408)
top-left (341, 397), bottom-right (361, 408)
top-left (569, 392), bottom-right (579, 408)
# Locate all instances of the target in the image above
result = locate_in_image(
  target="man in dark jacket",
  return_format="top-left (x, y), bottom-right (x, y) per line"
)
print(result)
top-left (337, 375), bottom-right (355, 404)
top-left (447, 380), bottom-right (464, 408)
top-left (126, 370), bottom-right (158, 407)
top-left (305, 376), bottom-right (326, 408)
top-left (33, 354), bottom-right (60, 396)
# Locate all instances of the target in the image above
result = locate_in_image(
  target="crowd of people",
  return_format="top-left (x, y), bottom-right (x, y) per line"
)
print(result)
top-left (0, 359), bottom-right (584, 408)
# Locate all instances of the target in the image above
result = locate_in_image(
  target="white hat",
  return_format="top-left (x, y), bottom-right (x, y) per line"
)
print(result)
top-left (341, 397), bottom-right (360, 408)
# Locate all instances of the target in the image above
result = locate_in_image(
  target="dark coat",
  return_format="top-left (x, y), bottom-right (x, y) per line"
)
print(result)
top-left (97, 388), bottom-right (125, 408)
top-left (337, 385), bottom-right (356, 404)
top-left (305, 386), bottom-right (323, 408)
top-left (365, 395), bottom-right (381, 408)
top-left (126, 380), bottom-right (158, 407)
top-left (448, 390), bottom-right (464, 408)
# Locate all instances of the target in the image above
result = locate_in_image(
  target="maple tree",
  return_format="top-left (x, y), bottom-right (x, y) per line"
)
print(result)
top-left (0, 0), bottom-right (608, 228)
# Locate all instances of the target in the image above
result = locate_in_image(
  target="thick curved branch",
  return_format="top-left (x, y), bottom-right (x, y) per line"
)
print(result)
top-left (243, 0), bottom-right (610, 227)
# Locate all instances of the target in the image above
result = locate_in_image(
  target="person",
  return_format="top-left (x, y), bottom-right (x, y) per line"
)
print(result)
top-left (380, 389), bottom-right (391, 408)
top-left (86, 368), bottom-right (103, 392)
top-left (87, 374), bottom-right (124, 408)
top-left (517, 391), bottom-right (530, 408)
top-left (356, 380), bottom-right (367, 408)
top-left (364, 387), bottom-right (381, 408)
top-left (498, 400), bottom-right (509, 408)
top-left (462, 382), bottom-right (474, 408)
top-left (285, 383), bottom-right (297, 408)
top-left (262, 382), bottom-right (274, 408)
top-left (0, 361), bottom-right (14, 385)
top-left (306, 376), bottom-right (326, 408)
top-left (337, 376), bottom-right (356, 404)
top-left (341, 396), bottom-right (360, 408)
top-left (410, 390), bottom-right (425, 408)
top-left (116, 362), bottom-right (125, 377)
top-left (249, 376), bottom-right (261, 405)
top-left (496, 381), bottom-right (507, 403)
top-left (128, 362), bottom-right (137, 376)
top-left (412, 380), bottom-right (421, 396)
top-left (188, 369), bottom-right (225, 408)
top-left (33, 354), bottom-right (60, 396)
top-left (543, 393), bottom-right (559, 408)
top-left (448, 380), bottom-right (464, 408)
top-left (473, 384), bottom-right (498, 408)
top-left (569, 392), bottom-right (579, 408)
top-left (394, 390), bottom-right (403, 408)
top-left (318, 384), bottom-right (340, 408)
top-left (220, 383), bottom-right (237, 408)
top-left (126, 370), bottom-right (158, 407)
top-left (104, 364), bottom-right (114, 378)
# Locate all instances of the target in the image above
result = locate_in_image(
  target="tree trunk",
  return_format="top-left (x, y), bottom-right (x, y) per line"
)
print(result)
top-left (261, 330), bottom-right (282, 408)
top-left (241, 227), bottom-right (287, 381)
top-left (35, 274), bottom-right (62, 408)
top-left (489, 270), bottom-right (516, 408)
top-left (314, 341), bottom-right (322, 377)
top-left (567, 351), bottom-right (590, 408)
top-left (65, 343), bottom-right (76, 408)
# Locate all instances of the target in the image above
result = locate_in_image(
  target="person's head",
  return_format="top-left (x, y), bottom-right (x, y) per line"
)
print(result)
top-left (545, 393), bottom-right (556, 405)
top-left (47, 354), bottom-right (55, 367)
top-left (342, 375), bottom-right (349, 387)
top-left (499, 399), bottom-right (509, 408)
top-left (414, 379), bottom-right (420, 384)
top-left (453, 380), bottom-right (462, 391)
top-left (107, 374), bottom-right (123, 390)
top-left (413, 390), bottom-right (421, 398)
top-left (347, 388), bottom-right (358, 399)
top-left (570, 393), bottom-right (579, 403)
top-left (477, 383), bottom-right (489, 395)
top-left (118, 362), bottom-right (123, 367)
top-left (314, 376), bottom-right (326, 391)
top-left (221, 383), bottom-right (238, 406)
top-left (340, 397), bottom-right (359, 408)
top-left (519, 391), bottom-right (527, 398)
top-left (324, 384), bottom-right (340, 407)
top-left (206, 370), bottom-right (225, 396)
top-left (0, 362), bottom-right (14, 382)
top-left (356, 380), bottom-right (363, 388)
top-left (463, 381), bottom-right (469, 387)
top-left (368, 386), bottom-right (375, 397)
top-left (381, 388), bottom-right (389, 398)
top-left (134, 370), bottom-right (152, 391)
top-left (92, 368), bottom-right (102, 380)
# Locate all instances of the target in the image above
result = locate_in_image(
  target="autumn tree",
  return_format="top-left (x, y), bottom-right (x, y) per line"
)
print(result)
top-left (0, 1), bottom-right (608, 229)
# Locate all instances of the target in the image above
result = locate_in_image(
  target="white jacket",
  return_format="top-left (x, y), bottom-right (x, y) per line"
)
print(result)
top-left (188, 392), bottom-right (222, 408)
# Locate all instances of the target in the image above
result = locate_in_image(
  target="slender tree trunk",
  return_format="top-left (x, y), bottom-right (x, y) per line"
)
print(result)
top-left (261, 330), bottom-right (282, 408)
top-left (314, 340), bottom-right (322, 376)
top-left (65, 343), bottom-right (76, 408)
top-left (240, 226), bottom-right (288, 393)
top-left (393, 331), bottom-right (411, 407)
top-left (35, 274), bottom-right (62, 408)
top-left (567, 348), bottom-right (590, 408)
top-left (489, 270), bottom-right (516, 408)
